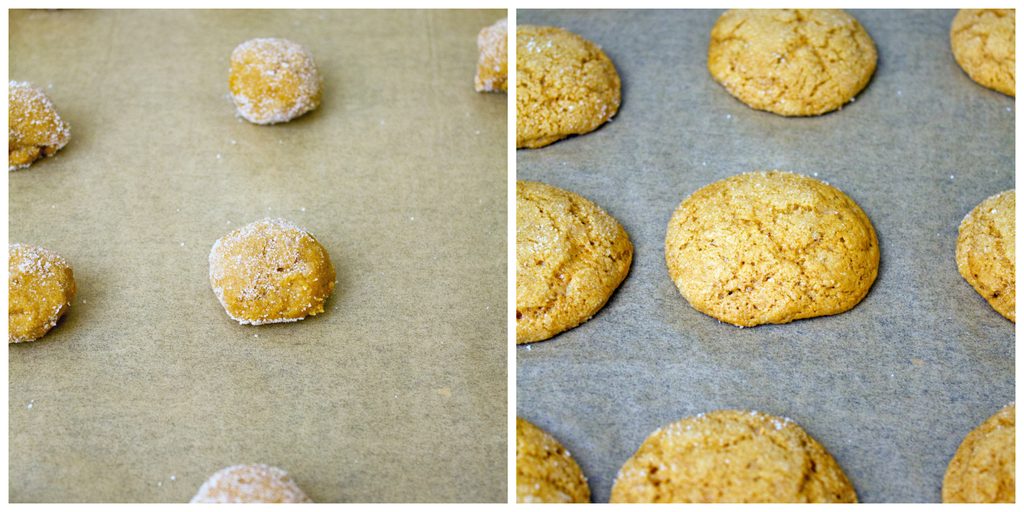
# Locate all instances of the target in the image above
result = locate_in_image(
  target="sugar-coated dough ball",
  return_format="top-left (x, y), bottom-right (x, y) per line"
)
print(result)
top-left (228, 38), bottom-right (322, 124)
top-left (475, 18), bottom-right (508, 92)
top-left (209, 218), bottom-right (335, 325)
top-left (191, 464), bottom-right (312, 503)
top-left (9, 243), bottom-right (76, 343)
top-left (9, 81), bottom-right (71, 171)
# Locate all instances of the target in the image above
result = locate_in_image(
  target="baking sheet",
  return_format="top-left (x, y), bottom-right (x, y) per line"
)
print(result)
top-left (9, 9), bottom-right (507, 503)
top-left (516, 9), bottom-right (1013, 503)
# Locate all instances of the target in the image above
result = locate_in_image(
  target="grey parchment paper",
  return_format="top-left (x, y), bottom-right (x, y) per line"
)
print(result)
top-left (10, 9), bottom-right (506, 503)
top-left (517, 10), bottom-right (1013, 503)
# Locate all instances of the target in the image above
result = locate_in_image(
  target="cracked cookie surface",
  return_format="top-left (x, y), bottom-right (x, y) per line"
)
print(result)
top-left (708, 9), bottom-right (877, 116)
top-left (517, 181), bottom-right (632, 343)
top-left (956, 189), bottom-right (1015, 321)
top-left (665, 171), bottom-right (878, 327)
top-left (611, 410), bottom-right (857, 503)
top-left (517, 418), bottom-right (590, 503)
top-left (9, 243), bottom-right (76, 343)
top-left (943, 404), bottom-right (1015, 503)
top-left (9, 81), bottom-right (71, 171)
top-left (517, 25), bottom-right (620, 148)
top-left (951, 9), bottom-right (1015, 96)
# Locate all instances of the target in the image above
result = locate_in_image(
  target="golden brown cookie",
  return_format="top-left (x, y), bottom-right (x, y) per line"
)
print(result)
top-left (209, 218), bottom-right (335, 325)
top-left (951, 9), bottom-right (1015, 97)
top-left (956, 190), bottom-right (1015, 321)
top-left (708, 9), bottom-right (877, 116)
top-left (191, 464), bottom-right (312, 503)
top-left (9, 81), bottom-right (71, 171)
top-left (228, 38), bottom-right (322, 124)
top-left (611, 410), bottom-right (857, 503)
top-left (665, 171), bottom-right (878, 327)
top-left (517, 417), bottom-right (590, 503)
top-left (475, 18), bottom-right (507, 93)
top-left (943, 404), bottom-right (1015, 503)
top-left (517, 25), bottom-right (621, 148)
top-left (9, 244), bottom-right (76, 343)
top-left (517, 181), bottom-right (632, 343)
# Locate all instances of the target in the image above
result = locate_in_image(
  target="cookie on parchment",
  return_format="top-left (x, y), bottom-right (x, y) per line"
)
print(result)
top-left (517, 417), bottom-right (590, 503)
top-left (475, 18), bottom-right (508, 93)
top-left (943, 403), bottom-right (1015, 503)
top-left (610, 410), bottom-right (857, 503)
top-left (708, 9), bottom-right (877, 116)
top-left (9, 81), bottom-right (71, 171)
top-left (517, 25), bottom-right (621, 148)
top-left (517, 181), bottom-right (632, 343)
top-left (191, 464), bottom-right (312, 503)
top-left (951, 9), bottom-right (1015, 97)
top-left (229, 38), bottom-right (322, 124)
top-left (9, 244), bottom-right (77, 343)
top-left (665, 171), bottom-right (879, 327)
top-left (956, 190), bottom-right (1015, 321)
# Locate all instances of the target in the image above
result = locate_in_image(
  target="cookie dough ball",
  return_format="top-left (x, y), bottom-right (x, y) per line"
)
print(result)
top-left (517, 418), bottom-right (590, 503)
top-left (475, 18), bottom-right (508, 92)
top-left (943, 404), bottom-right (1015, 503)
top-left (951, 9), bottom-right (1015, 96)
top-left (517, 25), bottom-right (621, 148)
top-left (708, 9), bottom-right (877, 116)
top-left (191, 464), bottom-right (312, 503)
top-left (956, 190), bottom-right (1015, 321)
top-left (517, 181), bottom-right (632, 343)
top-left (611, 410), bottom-right (857, 503)
top-left (665, 171), bottom-right (879, 327)
top-left (9, 81), bottom-right (71, 171)
top-left (228, 38), bottom-right (322, 124)
top-left (9, 244), bottom-right (76, 343)
top-left (209, 218), bottom-right (335, 325)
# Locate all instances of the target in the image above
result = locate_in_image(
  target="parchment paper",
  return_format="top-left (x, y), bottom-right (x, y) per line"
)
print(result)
top-left (9, 9), bottom-right (507, 503)
top-left (516, 9), bottom-right (1013, 503)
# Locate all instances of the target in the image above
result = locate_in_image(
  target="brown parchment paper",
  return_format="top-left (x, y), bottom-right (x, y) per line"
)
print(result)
top-left (9, 9), bottom-right (506, 503)
top-left (516, 10), bottom-right (1013, 503)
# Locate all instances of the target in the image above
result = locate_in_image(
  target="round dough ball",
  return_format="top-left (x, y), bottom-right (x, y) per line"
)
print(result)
top-left (9, 81), bottom-right (71, 171)
top-left (956, 189), bottom-right (1015, 321)
top-left (708, 9), bottom-right (877, 116)
top-left (516, 181), bottom-right (632, 344)
top-left (951, 9), bottom-right (1015, 97)
top-left (665, 171), bottom-right (879, 327)
top-left (611, 410), bottom-right (857, 503)
top-left (209, 218), bottom-right (335, 325)
top-left (475, 18), bottom-right (508, 93)
top-left (228, 38), bottom-right (322, 124)
top-left (943, 404), bottom-right (1015, 503)
top-left (517, 25), bottom-right (621, 148)
top-left (517, 417), bottom-right (590, 503)
top-left (9, 243), bottom-right (76, 343)
top-left (191, 464), bottom-right (312, 503)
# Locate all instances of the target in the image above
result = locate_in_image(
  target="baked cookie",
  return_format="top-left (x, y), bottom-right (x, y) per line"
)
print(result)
top-left (517, 181), bottom-right (632, 343)
top-left (943, 404), bottom-right (1015, 503)
top-left (475, 18), bottom-right (507, 92)
top-left (951, 9), bottom-right (1015, 96)
top-left (956, 190), bottom-right (1015, 321)
top-left (517, 417), bottom-right (590, 503)
top-left (9, 244), bottom-right (76, 343)
top-left (191, 464), bottom-right (312, 503)
top-left (209, 218), bottom-right (335, 325)
top-left (665, 171), bottom-right (878, 327)
top-left (229, 38), bottom-right (322, 124)
top-left (708, 9), bottom-right (877, 116)
top-left (9, 81), bottom-right (71, 171)
top-left (517, 25), bottom-right (620, 148)
top-left (611, 410), bottom-right (857, 503)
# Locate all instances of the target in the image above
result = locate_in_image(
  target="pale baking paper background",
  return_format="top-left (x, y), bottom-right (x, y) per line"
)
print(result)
top-left (9, 9), bottom-right (507, 503)
top-left (517, 10), bottom-right (1014, 503)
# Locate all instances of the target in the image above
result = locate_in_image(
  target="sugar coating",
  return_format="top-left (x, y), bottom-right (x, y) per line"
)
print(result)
top-left (209, 218), bottom-right (335, 325)
top-left (191, 464), bottom-right (312, 503)
top-left (611, 410), bottom-right (857, 503)
top-left (9, 81), bottom-right (71, 171)
top-left (943, 403), bottom-right (1015, 503)
top-left (956, 189), bottom-right (1015, 321)
top-left (9, 243), bottom-right (76, 343)
top-left (951, 9), bottom-right (1015, 97)
top-left (475, 18), bottom-right (508, 92)
top-left (516, 418), bottom-right (590, 503)
top-left (228, 38), bottom-right (322, 124)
